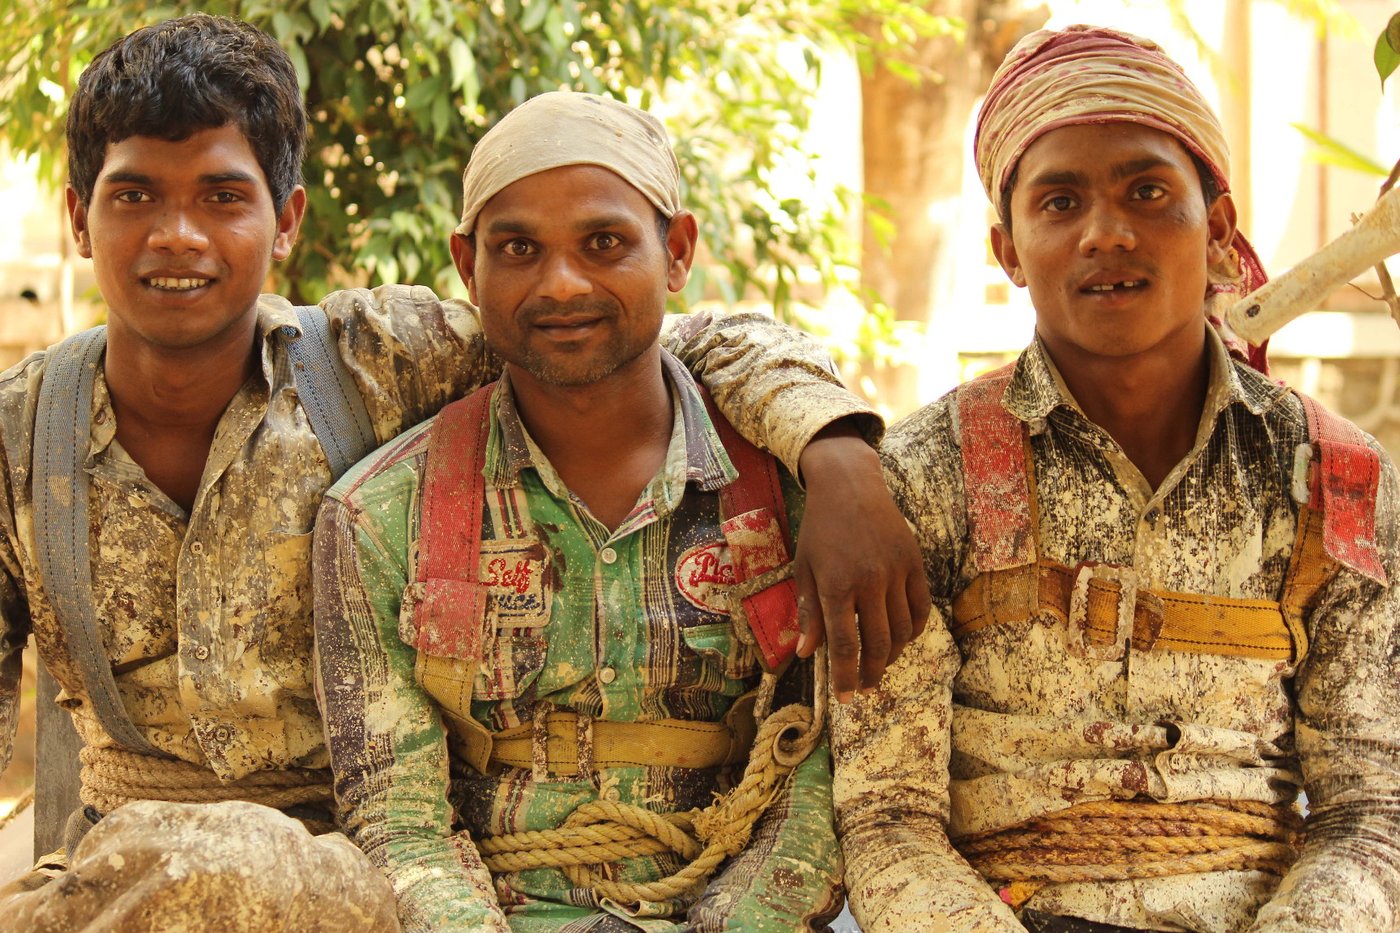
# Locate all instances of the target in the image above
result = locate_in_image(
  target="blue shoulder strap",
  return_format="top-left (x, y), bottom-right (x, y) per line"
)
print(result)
top-left (33, 325), bottom-right (164, 757)
top-left (32, 310), bottom-right (377, 763)
top-left (284, 305), bottom-right (378, 479)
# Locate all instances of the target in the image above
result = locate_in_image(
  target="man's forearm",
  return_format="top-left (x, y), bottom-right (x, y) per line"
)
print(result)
top-left (0, 640), bottom-right (20, 779)
top-left (661, 309), bottom-right (880, 474)
top-left (842, 817), bottom-right (1020, 932)
top-left (1250, 801), bottom-right (1400, 931)
top-left (312, 499), bottom-right (506, 932)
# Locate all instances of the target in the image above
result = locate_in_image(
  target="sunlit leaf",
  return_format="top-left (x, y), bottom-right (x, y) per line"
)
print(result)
top-left (1379, 12), bottom-right (1400, 88)
top-left (1291, 123), bottom-right (1389, 176)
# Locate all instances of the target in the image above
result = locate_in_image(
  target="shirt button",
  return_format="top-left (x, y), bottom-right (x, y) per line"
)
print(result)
top-left (598, 666), bottom-right (617, 684)
top-left (212, 727), bottom-right (233, 742)
top-left (600, 547), bottom-right (617, 565)
top-left (193, 645), bottom-right (210, 660)
top-left (603, 787), bottom-right (621, 802)
top-left (189, 541), bottom-right (205, 555)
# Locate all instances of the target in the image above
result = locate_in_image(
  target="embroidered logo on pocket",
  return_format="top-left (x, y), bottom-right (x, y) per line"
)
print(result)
top-left (676, 540), bottom-right (734, 614)
top-left (480, 538), bottom-right (550, 628)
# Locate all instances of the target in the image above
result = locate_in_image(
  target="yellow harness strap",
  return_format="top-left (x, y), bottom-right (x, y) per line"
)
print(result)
top-left (952, 561), bottom-right (1296, 662)
top-left (442, 688), bottom-right (760, 776)
top-left (946, 372), bottom-right (1359, 667)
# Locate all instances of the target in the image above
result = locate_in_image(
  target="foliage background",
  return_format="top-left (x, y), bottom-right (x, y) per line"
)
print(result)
top-left (0, 0), bottom-right (946, 310)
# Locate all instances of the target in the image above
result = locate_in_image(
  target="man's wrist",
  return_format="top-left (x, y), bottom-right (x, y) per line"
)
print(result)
top-left (798, 416), bottom-right (881, 486)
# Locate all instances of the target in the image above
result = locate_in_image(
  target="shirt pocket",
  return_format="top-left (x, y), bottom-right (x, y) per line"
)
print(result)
top-left (680, 621), bottom-right (759, 683)
top-left (477, 537), bottom-right (552, 699)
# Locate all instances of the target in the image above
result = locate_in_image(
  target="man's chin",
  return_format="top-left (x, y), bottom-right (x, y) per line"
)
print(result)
top-left (522, 362), bottom-right (621, 388)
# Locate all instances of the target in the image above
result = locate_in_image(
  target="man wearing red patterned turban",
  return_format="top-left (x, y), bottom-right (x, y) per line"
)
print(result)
top-left (833, 25), bottom-right (1400, 933)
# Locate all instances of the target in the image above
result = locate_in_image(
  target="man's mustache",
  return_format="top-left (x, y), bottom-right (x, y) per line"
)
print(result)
top-left (518, 299), bottom-right (619, 325)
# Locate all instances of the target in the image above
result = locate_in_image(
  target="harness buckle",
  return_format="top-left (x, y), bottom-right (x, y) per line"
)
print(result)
top-left (1068, 562), bottom-right (1138, 661)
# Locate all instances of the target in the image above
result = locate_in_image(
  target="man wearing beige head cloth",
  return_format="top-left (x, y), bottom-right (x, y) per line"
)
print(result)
top-left (313, 91), bottom-right (844, 931)
top-left (834, 25), bottom-right (1400, 933)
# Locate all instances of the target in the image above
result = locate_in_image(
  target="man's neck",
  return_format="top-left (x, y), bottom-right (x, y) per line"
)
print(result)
top-left (102, 322), bottom-right (261, 511)
top-left (508, 350), bottom-right (673, 531)
top-left (1046, 330), bottom-right (1212, 493)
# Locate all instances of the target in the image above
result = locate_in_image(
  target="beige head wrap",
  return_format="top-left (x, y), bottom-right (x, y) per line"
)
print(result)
top-left (456, 91), bottom-right (681, 236)
top-left (974, 25), bottom-right (1269, 370)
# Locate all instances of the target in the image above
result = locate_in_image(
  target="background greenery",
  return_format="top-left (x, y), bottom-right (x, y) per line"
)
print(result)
top-left (0, 0), bottom-right (948, 310)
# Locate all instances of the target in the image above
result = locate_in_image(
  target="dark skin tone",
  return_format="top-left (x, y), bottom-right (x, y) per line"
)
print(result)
top-left (102, 334), bottom-right (257, 513)
top-left (67, 126), bottom-right (306, 512)
top-left (501, 361), bottom-right (674, 532)
top-left (454, 165), bottom-right (931, 697)
top-left (1055, 339), bottom-right (1210, 491)
top-left (451, 166), bottom-right (695, 532)
top-left (73, 126), bottom-right (929, 697)
top-left (990, 123), bottom-right (1236, 490)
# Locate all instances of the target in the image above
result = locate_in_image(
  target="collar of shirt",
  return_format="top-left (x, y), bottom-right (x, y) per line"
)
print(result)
top-left (255, 293), bottom-right (310, 396)
top-left (483, 349), bottom-right (737, 521)
top-left (1002, 326), bottom-right (1289, 437)
top-left (83, 294), bottom-right (298, 479)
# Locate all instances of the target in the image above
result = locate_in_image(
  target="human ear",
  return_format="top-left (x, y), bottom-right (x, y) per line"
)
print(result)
top-left (1204, 192), bottom-right (1238, 267)
top-left (450, 232), bottom-right (478, 305)
top-left (67, 187), bottom-right (93, 260)
top-left (990, 223), bottom-right (1027, 288)
top-left (664, 211), bottom-right (699, 293)
top-left (272, 186), bottom-right (307, 261)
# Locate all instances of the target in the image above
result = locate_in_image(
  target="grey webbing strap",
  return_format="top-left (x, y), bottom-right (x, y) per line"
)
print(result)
top-left (33, 326), bottom-right (164, 756)
top-left (285, 306), bottom-right (378, 479)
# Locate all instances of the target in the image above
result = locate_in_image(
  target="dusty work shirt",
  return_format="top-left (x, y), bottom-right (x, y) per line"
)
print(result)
top-left (0, 286), bottom-right (874, 789)
top-left (313, 354), bottom-right (842, 933)
top-left (834, 331), bottom-right (1400, 933)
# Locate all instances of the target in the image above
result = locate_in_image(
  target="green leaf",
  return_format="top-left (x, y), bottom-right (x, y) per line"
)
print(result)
top-left (308, 0), bottom-right (333, 31)
top-left (1377, 13), bottom-right (1400, 88)
top-left (520, 0), bottom-right (549, 34)
top-left (403, 73), bottom-right (444, 111)
top-left (287, 44), bottom-right (310, 99)
top-left (448, 37), bottom-right (475, 91)
top-left (431, 93), bottom-right (452, 141)
top-left (1291, 123), bottom-right (1388, 176)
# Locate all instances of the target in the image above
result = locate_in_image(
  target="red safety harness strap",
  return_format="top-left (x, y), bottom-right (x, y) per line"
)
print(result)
top-left (405, 383), bottom-right (495, 659)
top-left (699, 390), bottom-right (801, 673)
top-left (406, 382), bottom-right (799, 673)
top-left (957, 364), bottom-right (1037, 573)
top-left (1297, 392), bottom-right (1387, 585)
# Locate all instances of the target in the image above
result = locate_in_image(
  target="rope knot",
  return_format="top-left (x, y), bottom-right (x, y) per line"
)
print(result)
top-left (474, 650), bottom-right (830, 915)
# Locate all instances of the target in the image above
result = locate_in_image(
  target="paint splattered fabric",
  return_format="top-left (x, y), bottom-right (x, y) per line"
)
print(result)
top-left (0, 801), bottom-right (398, 932)
top-left (0, 286), bottom-right (874, 794)
top-left (313, 353), bottom-right (842, 932)
top-left (834, 331), bottom-right (1400, 933)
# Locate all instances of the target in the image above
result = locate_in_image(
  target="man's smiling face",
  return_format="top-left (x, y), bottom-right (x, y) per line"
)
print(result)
top-left (68, 123), bottom-right (304, 354)
top-left (452, 164), bottom-right (693, 391)
top-left (990, 122), bottom-right (1234, 371)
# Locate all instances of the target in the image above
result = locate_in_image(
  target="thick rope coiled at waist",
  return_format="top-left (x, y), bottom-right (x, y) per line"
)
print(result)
top-left (956, 797), bottom-right (1305, 885)
top-left (474, 651), bottom-right (828, 914)
top-left (79, 745), bottom-right (333, 818)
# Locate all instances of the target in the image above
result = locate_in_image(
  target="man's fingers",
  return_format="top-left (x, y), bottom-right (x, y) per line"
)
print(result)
top-left (855, 592), bottom-right (892, 692)
top-left (884, 586), bottom-right (915, 665)
top-left (906, 567), bottom-right (932, 640)
top-left (794, 565), bottom-right (825, 658)
top-left (821, 589), bottom-right (861, 702)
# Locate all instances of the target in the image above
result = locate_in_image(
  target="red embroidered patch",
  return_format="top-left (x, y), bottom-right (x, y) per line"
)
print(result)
top-left (675, 541), bottom-right (735, 614)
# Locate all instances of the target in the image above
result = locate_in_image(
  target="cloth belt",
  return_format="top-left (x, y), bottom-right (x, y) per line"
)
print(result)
top-left (450, 694), bottom-right (760, 777)
top-left (951, 560), bottom-right (1294, 661)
